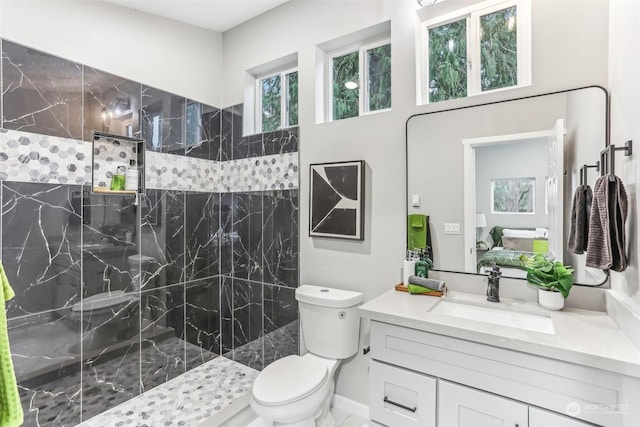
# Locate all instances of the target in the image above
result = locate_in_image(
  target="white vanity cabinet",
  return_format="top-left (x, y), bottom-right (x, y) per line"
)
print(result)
top-left (368, 320), bottom-right (639, 427)
top-left (438, 380), bottom-right (528, 427)
top-left (369, 360), bottom-right (436, 427)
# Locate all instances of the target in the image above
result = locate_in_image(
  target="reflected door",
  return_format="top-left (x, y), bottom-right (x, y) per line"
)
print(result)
top-left (547, 119), bottom-right (565, 262)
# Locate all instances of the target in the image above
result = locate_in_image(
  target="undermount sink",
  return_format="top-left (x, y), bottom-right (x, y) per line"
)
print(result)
top-left (428, 297), bottom-right (555, 334)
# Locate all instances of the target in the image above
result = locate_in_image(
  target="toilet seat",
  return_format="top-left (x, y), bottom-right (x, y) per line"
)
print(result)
top-left (72, 291), bottom-right (137, 314)
top-left (252, 355), bottom-right (329, 406)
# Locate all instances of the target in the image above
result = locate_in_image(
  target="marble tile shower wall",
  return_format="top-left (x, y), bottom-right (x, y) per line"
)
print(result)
top-left (0, 39), bottom-right (299, 426)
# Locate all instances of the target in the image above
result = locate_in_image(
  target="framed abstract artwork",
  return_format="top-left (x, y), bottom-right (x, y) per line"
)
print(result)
top-left (309, 160), bottom-right (365, 240)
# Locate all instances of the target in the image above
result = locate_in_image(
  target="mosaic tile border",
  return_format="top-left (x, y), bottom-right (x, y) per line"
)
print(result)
top-left (0, 128), bottom-right (92, 185)
top-left (0, 128), bottom-right (299, 193)
top-left (78, 356), bottom-right (258, 427)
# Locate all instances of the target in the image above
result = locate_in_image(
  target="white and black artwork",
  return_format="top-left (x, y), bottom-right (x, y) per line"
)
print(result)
top-left (309, 160), bottom-right (365, 240)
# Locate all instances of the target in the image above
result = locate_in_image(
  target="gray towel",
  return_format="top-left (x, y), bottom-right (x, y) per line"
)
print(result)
top-left (408, 275), bottom-right (445, 291)
top-left (567, 185), bottom-right (593, 254)
top-left (586, 175), bottom-right (628, 271)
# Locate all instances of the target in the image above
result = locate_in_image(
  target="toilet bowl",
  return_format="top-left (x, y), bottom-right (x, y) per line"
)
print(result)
top-left (250, 354), bottom-right (339, 427)
top-left (249, 285), bottom-right (363, 427)
top-left (70, 290), bottom-right (139, 351)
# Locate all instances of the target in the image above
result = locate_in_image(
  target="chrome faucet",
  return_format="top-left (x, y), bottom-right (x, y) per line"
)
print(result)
top-left (486, 264), bottom-right (501, 302)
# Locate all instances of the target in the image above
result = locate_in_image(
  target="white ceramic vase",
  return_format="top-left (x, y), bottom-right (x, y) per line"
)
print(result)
top-left (537, 287), bottom-right (564, 311)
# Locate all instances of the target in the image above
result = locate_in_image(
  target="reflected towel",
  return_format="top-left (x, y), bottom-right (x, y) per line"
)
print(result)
top-left (586, 176), bottom-right (628, 271)
top-left (0, 262), bottom-right (23, 427)
top-left (567, 185), bottom-right (593, 254)
top-left (407, 214), bottom-right (428, 251)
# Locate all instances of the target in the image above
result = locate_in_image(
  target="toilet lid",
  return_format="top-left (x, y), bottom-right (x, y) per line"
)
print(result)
top-left (252, 355), bottom-right (328, 406)
top-left (71, 291), bottom-right (137, 312)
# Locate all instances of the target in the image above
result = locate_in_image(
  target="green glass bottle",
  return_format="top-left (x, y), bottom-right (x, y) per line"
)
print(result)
top-left (415, 258), bottom-right (429, 278)
top-left (111, 166), bottom-right (126, 191)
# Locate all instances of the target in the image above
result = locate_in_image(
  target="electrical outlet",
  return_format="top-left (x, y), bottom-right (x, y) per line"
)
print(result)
top-left (444, 223), bottom-right (461, 235)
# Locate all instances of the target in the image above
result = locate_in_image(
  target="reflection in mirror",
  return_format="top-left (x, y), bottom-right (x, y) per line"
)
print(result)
top-left (407, 87), bottom-right (608, 285)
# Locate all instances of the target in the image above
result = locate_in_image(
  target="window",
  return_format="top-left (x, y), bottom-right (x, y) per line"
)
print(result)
top-left (185, 101), bottom-right (201, 146)
top-left (420, 0), bottom-right (531, 104)
top-left (491, 177), bottom-right (535, 214)
top-left (257, 68), bottom-right (298, 133)
top-left (330, 40), bottom-right (391, 121)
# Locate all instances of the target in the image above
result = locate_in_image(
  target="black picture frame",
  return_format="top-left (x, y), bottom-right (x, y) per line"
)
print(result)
top-left (309, 160), bottom-right (365, 240)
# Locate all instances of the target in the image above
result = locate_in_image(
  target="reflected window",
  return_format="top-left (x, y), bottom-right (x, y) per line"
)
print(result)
top-left (185, 101), bottom-right (202, 146)
top-left (491, 177), bottom-right (535, 214)
top-left (151, 114), bottom-right (161, 149)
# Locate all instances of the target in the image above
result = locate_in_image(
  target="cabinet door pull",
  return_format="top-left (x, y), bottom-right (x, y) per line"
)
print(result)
top-left (383, 396), bottom-right (417, 413)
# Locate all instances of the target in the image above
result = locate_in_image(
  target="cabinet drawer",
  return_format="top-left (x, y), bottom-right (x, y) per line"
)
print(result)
top-left (530, 407), bottom-right (596, 427)
top-left (369, 360), bottom-right (436, 427)
top-left (439, 380), bottom-right (528, 427)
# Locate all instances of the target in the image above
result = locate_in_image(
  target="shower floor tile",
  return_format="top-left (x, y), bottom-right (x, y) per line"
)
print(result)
top-left (78, 356), bottom-right (258, 427)
top-left (19, 337), bottom-right (218, 426)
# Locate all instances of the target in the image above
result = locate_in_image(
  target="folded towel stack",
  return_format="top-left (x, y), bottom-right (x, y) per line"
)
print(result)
top-left (407, 275), bottom-right (445, 293)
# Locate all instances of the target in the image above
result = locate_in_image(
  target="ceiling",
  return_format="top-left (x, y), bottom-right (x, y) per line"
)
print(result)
top-left (101, 0), bottom-right (292, 32)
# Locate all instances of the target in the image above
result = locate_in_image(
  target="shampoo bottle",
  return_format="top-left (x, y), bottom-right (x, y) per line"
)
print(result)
top-left (111, 166), bottom-right (126, 191)
top-left (125, 160), bottom-right (138, 192)
top-left (403, 250), bottom-right (417, 285)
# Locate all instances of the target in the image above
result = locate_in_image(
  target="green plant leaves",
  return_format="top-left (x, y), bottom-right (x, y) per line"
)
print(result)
top-left (522, 253), bottom-right (574, 299)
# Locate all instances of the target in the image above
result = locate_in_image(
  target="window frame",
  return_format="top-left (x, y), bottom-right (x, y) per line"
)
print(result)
top-left (490, 176), bottom-right (536, 215)
top-left (419, 0), bottom-right (531, 104)
top-left (255, 66), bottom-right (298, 133)
top-left (327, 38), bottom-right (392, 122)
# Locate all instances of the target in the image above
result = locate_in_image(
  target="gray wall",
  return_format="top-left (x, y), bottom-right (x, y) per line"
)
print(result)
top-left (476, 140), bottom-right (548, 244)
top-left (222, 0), bottom-right (610, 405)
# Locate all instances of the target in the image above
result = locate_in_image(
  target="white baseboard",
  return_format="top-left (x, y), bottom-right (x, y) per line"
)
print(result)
top-left (331, 393), bottom-right (369, 420)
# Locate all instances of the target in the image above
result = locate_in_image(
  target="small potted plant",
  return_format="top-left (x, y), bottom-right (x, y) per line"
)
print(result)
top-left (521, 253), bottom-right (574, 310)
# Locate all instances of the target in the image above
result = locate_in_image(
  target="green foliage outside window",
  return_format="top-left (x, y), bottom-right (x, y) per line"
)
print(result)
top-left (492, 177), bottom-right (534, 213)
top-left (286, 71), bottom-right (298, 127)
top-left (333, 51), bottom-right (359, 121)
top-left (480, 6), bottom-right (518, 91)
top-left (261, 75), bottom-right (281, 132)
top-left (428, 5), bottom-right (519, 103)
top-left (428, 18), bottom-right (467, 103)
top-left (367, 44), bottom-right (392, 112)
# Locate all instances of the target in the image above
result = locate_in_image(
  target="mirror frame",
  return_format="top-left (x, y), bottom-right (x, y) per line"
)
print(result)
top-left (405, 85), bottom-right (610, 287)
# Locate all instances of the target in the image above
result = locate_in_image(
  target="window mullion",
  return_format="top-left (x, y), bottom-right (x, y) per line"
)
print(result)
top-left (467, 14), bottom-right (479, 96)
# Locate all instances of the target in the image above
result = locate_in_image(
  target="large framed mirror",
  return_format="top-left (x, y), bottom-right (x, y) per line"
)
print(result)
top-left (406, 86), bottom-right (608, 286)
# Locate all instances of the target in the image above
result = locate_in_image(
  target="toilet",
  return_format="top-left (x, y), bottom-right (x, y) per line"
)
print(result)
top-left (66, 255), bottom-right (157, 352)
top-left (69, 290), bottom-right (140, 351)
top-left (249, 284), bottom-right (363, 427)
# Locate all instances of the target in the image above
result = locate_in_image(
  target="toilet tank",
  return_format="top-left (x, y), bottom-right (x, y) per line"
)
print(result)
top-left (296, 284), bottom-right (364, 359)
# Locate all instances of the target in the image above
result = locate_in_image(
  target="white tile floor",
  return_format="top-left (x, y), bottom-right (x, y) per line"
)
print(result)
top-left (243, 405), bottom-right (369, 427)
top-left (332, 406), bottom-right (370, 427)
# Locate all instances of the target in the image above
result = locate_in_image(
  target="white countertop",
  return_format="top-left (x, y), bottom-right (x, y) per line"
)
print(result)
top-left (359, 289), bottom-right (640, 378)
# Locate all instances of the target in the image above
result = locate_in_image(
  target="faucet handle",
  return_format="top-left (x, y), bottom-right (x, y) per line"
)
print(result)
top-left (489, 263), bottom-right (502, 277)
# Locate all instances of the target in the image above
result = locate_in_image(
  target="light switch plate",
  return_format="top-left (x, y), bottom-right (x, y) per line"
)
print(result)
top-left (444, 223), bottom-right (461, 235)
top-left (411, 195), bottom-right (420, 207)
